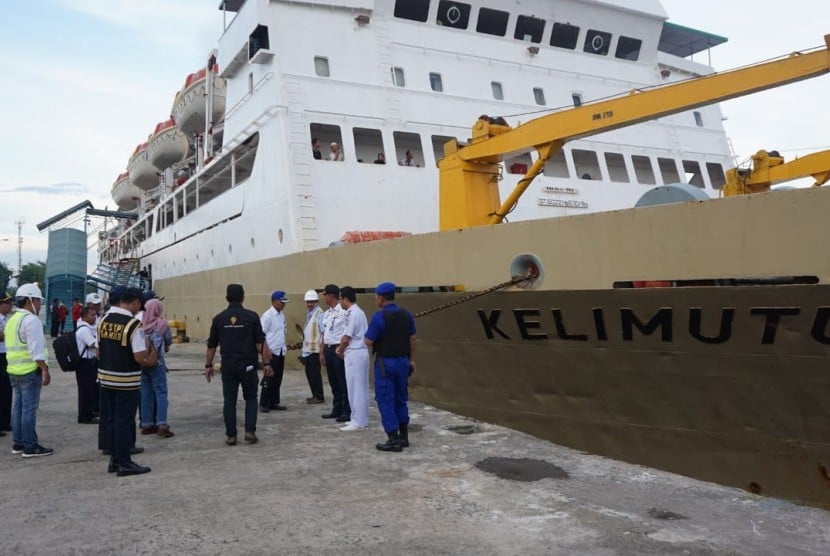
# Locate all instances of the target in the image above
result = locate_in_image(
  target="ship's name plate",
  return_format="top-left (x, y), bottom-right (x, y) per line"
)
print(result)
top-left (476, 307), bottom-right (830, 346)
top-left (538, 198), bottom-right (589, 209)
top-left (543, 186), bottom-right (579, 194)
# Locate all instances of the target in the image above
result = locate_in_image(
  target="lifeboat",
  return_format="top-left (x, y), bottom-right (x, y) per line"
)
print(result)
top-left (127, 142), bottom-right (158, 190)
top-left (111, 173), bottom-right (142, 211)
top-left (147, 119), bottom-right (189, 171)
top-left (171, 66), bottom-right (226, 138)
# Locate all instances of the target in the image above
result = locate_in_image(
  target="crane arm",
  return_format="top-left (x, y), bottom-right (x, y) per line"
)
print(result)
top-left (439, 35), bottom-right (830, 230)
top-left (723, 149), bottom-right (830, 196)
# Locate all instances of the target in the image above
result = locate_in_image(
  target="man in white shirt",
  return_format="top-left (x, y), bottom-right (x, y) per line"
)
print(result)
top-left (260, 290), bottom-right (289, 412)
top-left (335, 286), bottom-right (369, 431)
top-left (320, 284), bottom-right (350, 422)
top-left (75, 305), bottom-right (100, 424)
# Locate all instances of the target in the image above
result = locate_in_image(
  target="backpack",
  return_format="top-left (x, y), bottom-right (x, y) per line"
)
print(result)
top-left (52, 330), bottom-right (88, 372)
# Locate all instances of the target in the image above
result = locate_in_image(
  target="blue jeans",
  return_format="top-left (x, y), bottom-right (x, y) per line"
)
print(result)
top-left (10, 371), bottom-right (43, 449)
top-left (140, 364), bottom-right (168, 426)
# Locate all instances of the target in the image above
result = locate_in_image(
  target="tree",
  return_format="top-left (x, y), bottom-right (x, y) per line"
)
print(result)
top-left (0, 261), bottom-right (12, 295)
top-left (17, 261), bottom-right (46, 287)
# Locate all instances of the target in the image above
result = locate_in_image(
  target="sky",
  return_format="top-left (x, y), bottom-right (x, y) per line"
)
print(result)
top-left (0, 0), bottom-right (828, 271)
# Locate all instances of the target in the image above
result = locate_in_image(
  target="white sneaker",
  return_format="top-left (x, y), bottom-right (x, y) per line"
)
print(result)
top-left (339, 424), bottom-right (367, 432)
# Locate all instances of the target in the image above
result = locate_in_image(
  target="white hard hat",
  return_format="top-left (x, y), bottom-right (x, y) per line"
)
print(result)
top-left (304, 289), bottom-right (319, 302)
top-left (85, 293), bottom-right (102, 305)
top-left (15, 283), bottom-right (43, 300)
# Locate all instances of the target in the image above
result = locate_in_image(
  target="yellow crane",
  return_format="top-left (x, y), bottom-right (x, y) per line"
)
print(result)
top-left (438, 35), bottom-right (830, 231)
top-left (722, 149), bottom-right (830, 196)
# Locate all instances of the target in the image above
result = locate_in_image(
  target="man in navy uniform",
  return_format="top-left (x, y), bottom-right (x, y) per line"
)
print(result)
top-left (364, 282), bottom-right (416, 452)
top-left (204, 284), bottom-right (269, 445)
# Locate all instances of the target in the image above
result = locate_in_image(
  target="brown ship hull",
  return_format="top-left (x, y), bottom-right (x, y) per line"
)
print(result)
top-left (407, 285), bottom-right (830, 508)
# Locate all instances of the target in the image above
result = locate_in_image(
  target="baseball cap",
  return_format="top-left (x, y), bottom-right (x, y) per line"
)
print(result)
top-left (271, 290), bottom-right (290, 302)
top-left (323, 284), bottom-right (340, 296)
top-left (375, 282), bottom-right (396, 295)
top-left (85, 293), bottom-right (102, 305)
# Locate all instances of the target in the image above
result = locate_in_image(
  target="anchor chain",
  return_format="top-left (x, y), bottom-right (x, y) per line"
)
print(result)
top-left (413, 269), bottom-right (538, 318)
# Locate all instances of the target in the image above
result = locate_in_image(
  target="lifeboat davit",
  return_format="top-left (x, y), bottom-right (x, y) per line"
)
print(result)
top-left (147, 119), bottom-right (189, 171)
top-left (111, 172), bottom-right (142, 211)
top-left (127, 142), bottom-right (158, 190)
top-left (171, 66), bottom-right (226, 138)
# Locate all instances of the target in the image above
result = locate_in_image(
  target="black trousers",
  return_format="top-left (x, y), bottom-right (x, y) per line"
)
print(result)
top-left (75, 359), bottom-right (100, 423)
top-left (100, 388), bottom-right (139, 465)
top-left (259, 354), bottom-right (285, 407)
top-left (323, 346), bottom-right (350, 418)
top-left (0, 353), bottom-right (11, 430)
top-left (222, 366), bottom-right (259, 436)
top-left (99, 387), bottom-right (136, 451)
top-left (303, 353), bottom-right (324, 401)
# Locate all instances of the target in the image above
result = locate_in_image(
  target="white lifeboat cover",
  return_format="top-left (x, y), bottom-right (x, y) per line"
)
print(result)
top-left (148, 119), bottom-right (189, 171)
top-left (171, 67), bottom-right (227, 137)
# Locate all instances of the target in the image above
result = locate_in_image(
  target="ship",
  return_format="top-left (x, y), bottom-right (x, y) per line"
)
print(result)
top-left (96, 0), bottom-right (830, 507)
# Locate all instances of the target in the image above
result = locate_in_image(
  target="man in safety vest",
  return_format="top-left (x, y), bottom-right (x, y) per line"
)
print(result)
top-left (4, 283), bottom-right (53, 458)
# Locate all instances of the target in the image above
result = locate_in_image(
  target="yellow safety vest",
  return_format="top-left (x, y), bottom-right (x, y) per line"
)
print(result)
top-left (4, 311), bottom-right (46, 376)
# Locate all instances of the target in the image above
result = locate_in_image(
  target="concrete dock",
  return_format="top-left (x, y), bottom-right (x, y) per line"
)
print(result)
top-left (1, 342), bottom-right (829, 555)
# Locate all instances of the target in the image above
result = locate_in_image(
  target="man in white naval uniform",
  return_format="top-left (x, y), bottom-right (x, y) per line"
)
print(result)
top-left (335, 286), bottom-right (369, 431)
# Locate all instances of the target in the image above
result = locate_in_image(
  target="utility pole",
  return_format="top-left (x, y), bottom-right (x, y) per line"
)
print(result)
top-left (15, 220), bottom-right (23, 276)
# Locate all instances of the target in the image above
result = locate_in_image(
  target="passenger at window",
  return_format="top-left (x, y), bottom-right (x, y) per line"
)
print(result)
top-left (400, 150), bottom-right (418, 167)
top-left (374, 153), bottom-right (386, 165)
top-left (329, 142), bottom-right (343, 161)
top-left (312, 137), bottom-right (322, 160)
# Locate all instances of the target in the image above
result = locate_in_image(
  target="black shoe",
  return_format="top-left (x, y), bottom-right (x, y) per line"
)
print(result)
top-left (270, 404), bottom-right (287, 411)
top-left (116, 462), bottom-right (151, 477)
top-left (259, 405), bottom-right (270, 413)
top-left (78, 417), bottom-right (100, 424)
top-left (22, 444), bottom-right (55, 458)
top-left (107, 459), bottom-right (118, 473)
top-left (399, 424), bottom-right (410, 448)
top-left (376, 432), bottom-right (404, 453)
top-left (11, 444), bottom-right (24, 455)
top-left (321, 412), bottom-right (337, 419)
top-left (130, 446), bottom-right (145, 455)
top-left (335, 414), bottom-right (350, 423)
top-left (225, 436), bottom-right (237, 446)
top-left (244, 432), bottom-right (258, 444)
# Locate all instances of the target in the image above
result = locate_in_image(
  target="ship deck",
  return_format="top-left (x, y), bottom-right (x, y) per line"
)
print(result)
top-left (2, 342), bottom-right (828, 555)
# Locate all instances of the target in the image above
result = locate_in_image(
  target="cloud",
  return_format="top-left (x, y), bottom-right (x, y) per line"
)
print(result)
top-left (0, 182), bottom-right (88, 196)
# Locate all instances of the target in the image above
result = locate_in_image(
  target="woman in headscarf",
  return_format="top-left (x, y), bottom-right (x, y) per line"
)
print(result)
top-left (140, 299), bottom-right (174, 437)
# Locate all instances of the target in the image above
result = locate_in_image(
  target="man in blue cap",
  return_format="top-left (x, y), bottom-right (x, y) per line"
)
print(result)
top-left (364, 282), bottom-right (416, 452)
top-left (259, 290), bottom-right (289, 412)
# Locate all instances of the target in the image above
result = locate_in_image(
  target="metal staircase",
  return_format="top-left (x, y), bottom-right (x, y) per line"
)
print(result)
top-left (87, 260), bottom-right (147, 292)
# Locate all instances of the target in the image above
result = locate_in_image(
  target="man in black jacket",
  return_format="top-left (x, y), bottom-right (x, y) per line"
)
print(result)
top-left (205, 284), bottom-right (269, 446)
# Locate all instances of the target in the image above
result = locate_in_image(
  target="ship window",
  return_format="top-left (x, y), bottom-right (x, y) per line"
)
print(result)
top-left (615, 35), bottom-right (641, 61)
top-left (394, 0), bottom-right (430, 22)
top-left (429, 72), bottom-right (444, 92)
top-left (550, 22), bottom-right (580, 50)
top-left (632, 155), bottom-right (657, 184)
top-left (605, 153), bottom-right (630, 183)
top-left (707, 162), bottom-right (726, 189)
top-left (491, 81), bottom-right (504, 100)
top-left (584, 29), bottom-right (612, 56)
top-left (476, 7), bottom-right (509, 37)
top-left (573, 149), bottom-right (601, 180)
top-left (314, 56), bottom-right (330, 77)
top-left (248, 24), bottom-right (270, 60)
top-left (533, 87), bottom-right (546, 106)
top-left (392, 66), bottom-right (406, 87)
top-left (353, 128), bottom-right (385, 164)
top-left (572, 93), bottom-right (582, 107)
top-left (658, 157), bottom-right (681, 183)
top-left (693, 111), bottom-right (704, 127)
top-left (309, 123), bottom-right (344, 161)
top-left (393, 131), bottom-right (424, 168)
top-left (437, 1), bottom-right (470, 29)
top-left (683, 160), bottom-right (705, 188)
top-left (514, 15), bottom-right (545, 43)
top-left (431, 135), bottom-right (455, 167)
top-left (543, 149), bottom-right (570, 178)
